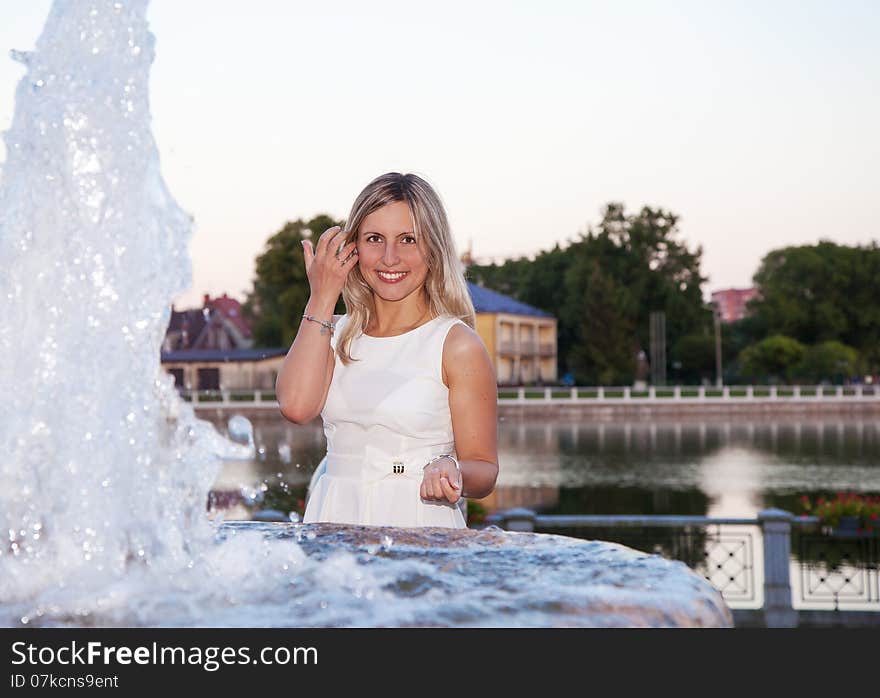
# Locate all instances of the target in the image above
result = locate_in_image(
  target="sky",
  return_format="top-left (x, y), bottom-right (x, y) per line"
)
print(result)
top-left (1, 0), bottom-right (878, 309)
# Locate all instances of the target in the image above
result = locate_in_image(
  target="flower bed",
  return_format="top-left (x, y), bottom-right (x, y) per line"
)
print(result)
top-left (798, 492), bottom-right (880, 535)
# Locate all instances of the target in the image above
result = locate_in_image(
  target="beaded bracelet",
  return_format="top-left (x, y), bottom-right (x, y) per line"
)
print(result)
top-left (302, 314), bottom-right (334, 336)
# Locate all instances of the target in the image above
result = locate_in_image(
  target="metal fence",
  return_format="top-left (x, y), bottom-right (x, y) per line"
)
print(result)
top-left (497, 384), bottom-right (880, 404)
top-left (179, 385), bottom-right (880, 410)
top-left (484, 508), bottom-right (880, 627)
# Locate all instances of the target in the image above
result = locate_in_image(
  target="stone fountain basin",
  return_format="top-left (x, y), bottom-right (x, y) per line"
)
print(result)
top-left (219, 522), bottom-right (733, 628)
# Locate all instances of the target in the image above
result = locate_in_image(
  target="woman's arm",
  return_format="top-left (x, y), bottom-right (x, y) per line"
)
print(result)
top-left (275, 299), bottom-right (337, 424)
top-left (276, 226), bottom-right (358, 424)
top-left (442, 324), bottom-right (499, 499)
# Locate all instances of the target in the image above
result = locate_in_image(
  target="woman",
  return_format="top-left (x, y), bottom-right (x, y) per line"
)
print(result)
top-left (276, 172), bottom-right (499, 528)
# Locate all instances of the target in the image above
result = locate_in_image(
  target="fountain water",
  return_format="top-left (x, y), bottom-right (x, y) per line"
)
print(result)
top-left (0, 0), bottom-right (731, 627)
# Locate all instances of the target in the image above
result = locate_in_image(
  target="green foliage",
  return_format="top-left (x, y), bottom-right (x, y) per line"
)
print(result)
top-left (750, 240), bottom-right (880, 373)
top-left (469, 203), bottom-right (710, 384)
top-left (670, 331), bottom-right (716, 384)
top-left (794, 340), bottom-right (858, 384)
top-left (467, 499), bottom-right (488, 525)
top-left (738, 334), bottom-right (806, 382)
top-left (242, 214), bottom-right (345, 347)
top-left (719, 314), bottom-right (765, 382)
top-left (567, 261), bottom-right (636, 384)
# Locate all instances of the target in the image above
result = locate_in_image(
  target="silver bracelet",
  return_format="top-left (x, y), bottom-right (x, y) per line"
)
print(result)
top-left (423, 454), bottom-right (461, 482)
top-left (302, 313), bottom-right (334, 336)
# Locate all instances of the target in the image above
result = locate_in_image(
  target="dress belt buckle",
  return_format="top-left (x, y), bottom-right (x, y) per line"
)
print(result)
top-left (392, 457), bottom-right (404, 475)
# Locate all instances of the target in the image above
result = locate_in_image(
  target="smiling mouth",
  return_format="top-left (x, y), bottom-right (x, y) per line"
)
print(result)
top-left (376, 271), bottom-right (409, 282)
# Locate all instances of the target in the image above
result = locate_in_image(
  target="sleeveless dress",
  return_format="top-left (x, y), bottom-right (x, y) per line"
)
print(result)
top-left (302, 313), bottom-right (469, 528)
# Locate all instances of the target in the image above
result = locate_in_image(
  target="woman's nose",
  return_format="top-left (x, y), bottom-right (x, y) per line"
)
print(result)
top-left (382, 243), bottom-right (400, 265)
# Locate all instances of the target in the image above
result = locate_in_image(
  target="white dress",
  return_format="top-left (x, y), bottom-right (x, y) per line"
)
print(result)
top-left (302, 313), bottom-right (469, 528)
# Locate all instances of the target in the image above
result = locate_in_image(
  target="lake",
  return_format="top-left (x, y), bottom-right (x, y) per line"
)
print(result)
top-left (205, 411), bottom-right (880, 522)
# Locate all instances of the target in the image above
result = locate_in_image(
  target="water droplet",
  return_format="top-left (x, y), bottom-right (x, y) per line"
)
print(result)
top-left (9, 49), bottom-right (31, 66)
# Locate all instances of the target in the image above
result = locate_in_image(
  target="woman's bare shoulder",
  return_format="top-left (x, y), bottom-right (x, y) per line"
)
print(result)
top-left (442, 321), bottom-right (492, 387)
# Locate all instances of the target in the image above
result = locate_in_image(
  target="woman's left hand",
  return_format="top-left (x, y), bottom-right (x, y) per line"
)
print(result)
top-left (420, 457), bottom-right (462, 504)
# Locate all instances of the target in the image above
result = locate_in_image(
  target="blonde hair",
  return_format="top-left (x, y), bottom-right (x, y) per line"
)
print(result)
top-left (335, 172), bottom-right (475, 365)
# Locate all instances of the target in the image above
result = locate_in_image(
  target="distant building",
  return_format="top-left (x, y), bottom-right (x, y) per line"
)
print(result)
top-left (161, 347), bottom-right (287, 392)
top-left (467, 282), bottom-right (558, 385)
top-left (711, 287), bottom-right (759, 323)
top-left (162, 293), bottom-right (280, 391)
top-left (163, 292), bottom-right (252, 352)
top-left (459, 246), bottom-right (559, 385)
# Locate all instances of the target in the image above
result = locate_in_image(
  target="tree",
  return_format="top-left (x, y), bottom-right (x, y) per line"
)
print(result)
top-left (670, 331), bottom-right (716, 385)
top-left (560, 203), bottom-right (710, 383)
top-left (468, 202), bottom-right (710, 384)
top-left (566, 262), bottom-right (636, 385)
top-left (242, 214), bottom-right (344, 347)
top-left (794, 341), bottom-right (859, 384)
top-left (738, 335), bottom-right (806, 383)
top-left (750, 240), bottom-right (880, 372)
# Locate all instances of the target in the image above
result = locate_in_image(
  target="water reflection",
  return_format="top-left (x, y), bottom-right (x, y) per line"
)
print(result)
top-left (204, 412), bottom-right (880, 521)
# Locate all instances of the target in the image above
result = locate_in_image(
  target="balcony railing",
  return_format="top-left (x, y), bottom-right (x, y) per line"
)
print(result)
top-left (518, 340), bottom-right (537, 356)
top-left (485, 508), bottom-right (880, 627)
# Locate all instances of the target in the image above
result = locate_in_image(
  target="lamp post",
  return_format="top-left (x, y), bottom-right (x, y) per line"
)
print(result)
top-left (713, 301), bottom-right (723, 388)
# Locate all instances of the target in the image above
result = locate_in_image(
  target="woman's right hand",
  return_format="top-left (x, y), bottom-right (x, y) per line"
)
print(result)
top-left (301, 225), bottom-right (359, 306)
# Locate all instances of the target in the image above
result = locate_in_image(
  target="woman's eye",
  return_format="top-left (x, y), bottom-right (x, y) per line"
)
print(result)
top-left (404, 236), bottom-right (416, 243)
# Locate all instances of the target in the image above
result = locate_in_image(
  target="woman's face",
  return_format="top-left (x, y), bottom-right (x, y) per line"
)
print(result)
top-left (356, 200), bottom-right (429, 304)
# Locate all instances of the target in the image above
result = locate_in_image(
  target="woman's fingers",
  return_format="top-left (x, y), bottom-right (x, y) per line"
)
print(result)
top-left (337, 241), bottom-right (358, 264)
top-left (303, 228), bottom-right (357, 279)
top-left (341, 248), bottom-right (359, 267)
top-left (439, 476), bottom-right (459, 503)
top-left (424, 475), bottom-right (436, 499)
top-left (315, 226), bottom-right (344, 257)
top-left (420, 468), bottom-right (460, 503)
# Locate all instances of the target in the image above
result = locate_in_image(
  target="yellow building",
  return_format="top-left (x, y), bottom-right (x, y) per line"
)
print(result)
top-left (468, 282), bottom-right (558, 386)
